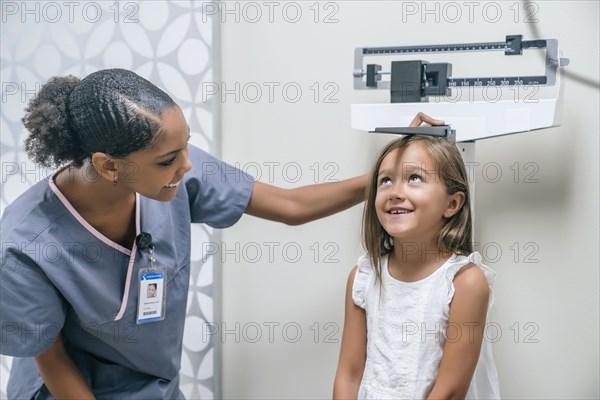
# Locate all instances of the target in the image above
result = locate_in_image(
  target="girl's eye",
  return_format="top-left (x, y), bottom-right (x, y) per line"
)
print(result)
top-left (159, 156), bottom-right (177, 167)
top-left (379, 177), bottom-right (392, 186)
top-left (408, 174), bottom-right (423, 183)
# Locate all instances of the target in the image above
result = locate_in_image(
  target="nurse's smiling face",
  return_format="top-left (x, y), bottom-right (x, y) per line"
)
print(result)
top-left (115, 107), bottom-right (193, 201)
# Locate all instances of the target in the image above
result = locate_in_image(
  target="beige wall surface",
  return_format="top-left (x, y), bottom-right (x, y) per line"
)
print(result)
top-left (220, 1), bottom-right (599, 399)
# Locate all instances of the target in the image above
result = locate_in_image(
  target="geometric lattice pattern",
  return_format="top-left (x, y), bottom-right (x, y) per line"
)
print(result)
top-left (1, 2), bottom-right (218, 398)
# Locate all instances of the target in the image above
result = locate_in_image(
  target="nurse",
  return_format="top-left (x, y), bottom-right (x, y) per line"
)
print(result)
top-left (0, 68), bottom-right (441, 399)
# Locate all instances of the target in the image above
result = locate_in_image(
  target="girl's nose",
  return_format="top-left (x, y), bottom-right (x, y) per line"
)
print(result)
top-left (389, 184), bottom-right (405, 200)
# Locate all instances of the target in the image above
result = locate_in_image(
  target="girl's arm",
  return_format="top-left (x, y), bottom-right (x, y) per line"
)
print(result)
top-left (333, 266), bottom-right (367, 399)
top-left (426, 264), bottom-right (490, 400)
top-left (34, 335), bottom-right (95, 400)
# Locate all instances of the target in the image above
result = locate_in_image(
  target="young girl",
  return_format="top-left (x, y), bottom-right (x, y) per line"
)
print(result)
top-left (333, 135), bottom-right (500, 399)
top-left (0, 68), bottom-right (439, 399)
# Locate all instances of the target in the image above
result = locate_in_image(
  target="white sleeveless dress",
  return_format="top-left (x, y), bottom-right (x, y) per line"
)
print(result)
top-left (353, 252), bottom-right (501, 399)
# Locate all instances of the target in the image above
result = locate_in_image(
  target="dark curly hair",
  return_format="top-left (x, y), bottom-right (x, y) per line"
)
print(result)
top-left (22, 68), bottom-right (178, 168)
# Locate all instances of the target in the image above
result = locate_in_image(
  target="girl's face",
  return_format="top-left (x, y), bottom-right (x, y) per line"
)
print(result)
top-left (115, 107), bottom-right (193, 201)
top-left (147, 284), bottom-right (156, 298)
top-left (375, 143), bottom-right (463, 247)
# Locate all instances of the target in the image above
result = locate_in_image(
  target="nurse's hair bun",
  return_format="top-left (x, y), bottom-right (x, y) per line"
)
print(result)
top-left (22, 75), bottom-right (82, 168)
top-left (22, 69), bottom-right (178, 168)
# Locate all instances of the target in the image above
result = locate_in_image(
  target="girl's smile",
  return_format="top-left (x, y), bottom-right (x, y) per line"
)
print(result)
top-left (385, 206), bottom-right (414, 215)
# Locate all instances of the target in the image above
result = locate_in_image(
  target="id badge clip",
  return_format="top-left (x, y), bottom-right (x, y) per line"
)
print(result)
top-left (136, 234), bottom-right (167, 325)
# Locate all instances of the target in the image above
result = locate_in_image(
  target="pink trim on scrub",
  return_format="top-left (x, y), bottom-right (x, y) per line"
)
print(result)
top-left (48, 175), bottom-right (140, 321)
top-left (114, 194), bottom-right (140, 321)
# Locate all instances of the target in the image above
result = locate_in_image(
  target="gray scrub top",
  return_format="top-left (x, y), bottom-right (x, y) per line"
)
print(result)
top-left (0, 145), bottom-right (254, 399)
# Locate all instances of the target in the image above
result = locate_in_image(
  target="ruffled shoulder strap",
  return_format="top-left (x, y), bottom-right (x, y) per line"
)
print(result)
top-left (352, 253), bottom-right (376, 309)
top-left (445, 252), bottom-right (496, 310)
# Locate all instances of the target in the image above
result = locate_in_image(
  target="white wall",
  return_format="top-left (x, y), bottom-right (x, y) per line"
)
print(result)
top-left (219, 1), bottom-right (599, 399)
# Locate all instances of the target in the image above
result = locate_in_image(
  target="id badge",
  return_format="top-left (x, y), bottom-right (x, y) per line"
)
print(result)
top-left (137, 267), bottom-right (167, 324)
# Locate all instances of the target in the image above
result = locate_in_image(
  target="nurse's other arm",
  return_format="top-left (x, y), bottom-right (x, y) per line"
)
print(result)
top-left (34, 335), bottom-right (96, 400)
top-left (244, 113), bottom-right (444, 225)
top-left (333, 266), bottom-right (366, 399)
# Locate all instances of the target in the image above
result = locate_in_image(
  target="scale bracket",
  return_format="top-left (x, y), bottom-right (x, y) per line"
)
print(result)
top-left (373, 126), bottom-right (456, 142)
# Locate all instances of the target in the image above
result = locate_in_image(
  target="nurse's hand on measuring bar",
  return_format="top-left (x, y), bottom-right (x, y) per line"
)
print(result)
top-left (408, 112), bottom-right (445, 127)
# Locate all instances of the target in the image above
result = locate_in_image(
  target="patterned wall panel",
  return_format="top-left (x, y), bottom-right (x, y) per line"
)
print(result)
top-left (0, 1), bottom-right (218, 398)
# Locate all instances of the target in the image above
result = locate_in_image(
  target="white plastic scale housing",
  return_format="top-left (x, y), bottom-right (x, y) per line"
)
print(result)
top-left (352, 98), bottom-right (561, 142)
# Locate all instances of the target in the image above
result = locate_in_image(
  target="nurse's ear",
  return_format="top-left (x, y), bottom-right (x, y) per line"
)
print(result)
top-left (91, 152), bottom-right (120, 185)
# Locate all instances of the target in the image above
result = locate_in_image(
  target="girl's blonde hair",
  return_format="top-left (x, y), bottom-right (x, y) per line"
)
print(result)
top-left (362, 135), bottom-right (472, 284)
